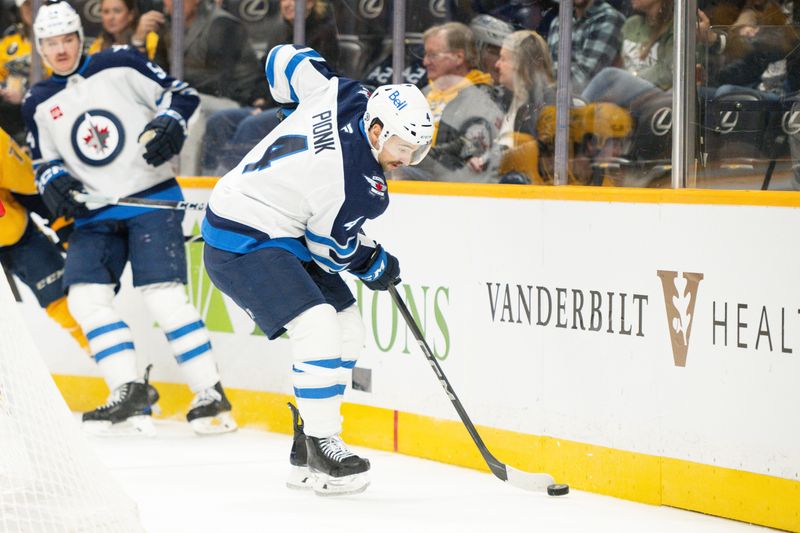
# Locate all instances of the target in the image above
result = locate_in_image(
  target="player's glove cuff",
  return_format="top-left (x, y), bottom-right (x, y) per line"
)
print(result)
top-left (353, 245), bottom-right (401, 291)
top-left (35, 162), bottom-right (89, 219)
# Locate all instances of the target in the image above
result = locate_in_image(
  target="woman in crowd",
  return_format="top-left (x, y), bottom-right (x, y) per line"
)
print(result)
top-left (583, 0), bottom-right (724, 104)
top-left (490, 30), bottom-right (633, 185)
top-left (88, 0), bottom-right (163, 59)
top-left (473, 30), bottom-right (556, 183)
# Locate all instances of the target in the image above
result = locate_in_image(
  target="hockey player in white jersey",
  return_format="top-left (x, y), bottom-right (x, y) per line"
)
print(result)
top-left (22, 1), bottom-right (236, 435)
top-left (202, 44), bottom-right (433, 495)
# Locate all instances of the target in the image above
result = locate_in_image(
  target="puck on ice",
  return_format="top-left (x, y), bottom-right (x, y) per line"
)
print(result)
top-left (547, 483), bottom-right (569, 496)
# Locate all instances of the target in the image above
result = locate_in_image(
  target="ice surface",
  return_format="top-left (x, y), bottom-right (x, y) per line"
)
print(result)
top-left (87, 420), bottom-right (774, 533)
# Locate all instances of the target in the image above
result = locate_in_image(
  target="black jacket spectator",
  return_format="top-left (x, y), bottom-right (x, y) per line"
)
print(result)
top-left (261, 0), bottom-right (339, 72)
top-left (155, 0), bottom-right (267, 106)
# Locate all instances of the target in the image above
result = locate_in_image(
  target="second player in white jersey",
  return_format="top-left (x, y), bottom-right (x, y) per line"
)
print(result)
top-left (202, 44), bottom-right (434, 495)
top-left (22, 0), bottom-right (236, 436)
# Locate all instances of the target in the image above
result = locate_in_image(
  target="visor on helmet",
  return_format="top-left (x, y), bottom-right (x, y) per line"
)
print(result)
top-left (381, 134), bottom-right (432, 166)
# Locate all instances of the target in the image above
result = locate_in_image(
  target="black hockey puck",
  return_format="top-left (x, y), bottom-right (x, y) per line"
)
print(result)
top-left (547, 483), bottom-right (569, 496)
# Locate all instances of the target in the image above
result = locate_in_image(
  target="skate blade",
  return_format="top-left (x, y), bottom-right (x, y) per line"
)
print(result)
top-left (313, 473), bottom-right (370, 497)
top-left (82, 415), bottom-right (156, 437)
top-left (189, 412), bottom-right (238, 435)
top-left (286, 465), bottom-right (315, 490)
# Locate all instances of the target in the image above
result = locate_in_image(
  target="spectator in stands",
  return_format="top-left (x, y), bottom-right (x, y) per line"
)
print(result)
top-left (402, 22), bottom-right (505, 183)
top-left (582, 1), bottom-right (724, 105)
top-left (200, 0), bottom-right (338, 175)
top-left (454, 1), bottom-right (559, 37)
top-left (154, 0), bottom-right (267, 174)
top-left (713, 0), bottom-right (795, 94)
top-left (265, 0), bottom-right (339, 70)
top-left (490, 30), bottom-right (556, 183)
top-left (0, 0), bottom-right (35, 143)
top-left (88, 0), bottom-right (163, 60)
top-left (546, 0), bottom-right (626, 93)
top-left (153, 0), bottom-right (266, 107)
top-left (362, 42), bottom-right (428, 90)
top-left (470, 14), bottom-right (515, 85)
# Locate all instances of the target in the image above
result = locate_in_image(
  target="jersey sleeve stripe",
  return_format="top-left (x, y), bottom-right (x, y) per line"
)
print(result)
top-left (284, 49), bottom-right (324, 102)
top-left (305, 228), bottom-right (358, 257)
top-left (265, 44), bottom-right (282, 88)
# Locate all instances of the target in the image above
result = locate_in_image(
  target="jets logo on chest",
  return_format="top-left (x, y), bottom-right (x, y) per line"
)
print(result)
top-left (363, 174), bottom-right (387, 199)
top-left (70, 109), bottom-right (126, 166)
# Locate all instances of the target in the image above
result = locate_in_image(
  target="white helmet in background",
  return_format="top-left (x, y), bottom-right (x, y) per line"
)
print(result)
top-left (363, 84), bottom-right (434, 166)
top-left (33, 1), bottom-right (84, 72)
top-left (470, 14), bottom-right (514, 49)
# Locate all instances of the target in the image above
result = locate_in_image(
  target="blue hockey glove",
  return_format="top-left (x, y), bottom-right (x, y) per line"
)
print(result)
top-left (140, 114), bottom-right (185, 167)
top-left (36, 162), bottom-right (89, 219)
top-left (354, 245), bottom-right (400, 291)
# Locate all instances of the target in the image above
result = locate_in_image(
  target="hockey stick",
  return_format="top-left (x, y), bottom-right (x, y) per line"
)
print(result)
top-left (72, 192), bottom-right (207, 211)
top-left (388, 284), bottom-right (562, 493)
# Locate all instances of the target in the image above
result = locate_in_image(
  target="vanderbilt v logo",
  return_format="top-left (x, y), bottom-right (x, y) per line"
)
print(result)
top-left (656, 271), bottom-right (704, 367)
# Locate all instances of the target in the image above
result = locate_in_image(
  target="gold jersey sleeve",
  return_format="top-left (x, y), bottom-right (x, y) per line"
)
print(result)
top-left (0, 127), bottom-right (35, 247)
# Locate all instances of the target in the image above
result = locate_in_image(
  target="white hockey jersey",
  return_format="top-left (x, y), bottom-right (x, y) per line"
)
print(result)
top-left (202, 45), bottom-right (388, 274)
top-left (22, 46), bottom-right (199, 225)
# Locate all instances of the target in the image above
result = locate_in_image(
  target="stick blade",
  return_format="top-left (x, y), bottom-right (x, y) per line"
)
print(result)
top-left (504, 466), bottom-right (555, 492)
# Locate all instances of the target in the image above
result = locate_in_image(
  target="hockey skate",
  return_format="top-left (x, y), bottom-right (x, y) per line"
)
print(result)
top-left (186, 382), bottom-right (237, 435)
top-left (306, 433), bottom-right (370, 496)
top-left (286, 402), bottom-right (314, 490)
top-left (82, 366), bottom-right (159, 436)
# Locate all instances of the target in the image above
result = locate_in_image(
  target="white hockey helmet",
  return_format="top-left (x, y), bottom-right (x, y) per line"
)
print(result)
top-left (470, 14), bottom-right (514, 49)
top-left (33, 1), bottom-right (84, 70)
top-left (363, 84), bottom-right (434, 166)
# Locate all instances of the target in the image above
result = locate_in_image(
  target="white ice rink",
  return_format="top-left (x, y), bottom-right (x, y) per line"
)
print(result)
top-left (87, 420), bottom-right (775, 533)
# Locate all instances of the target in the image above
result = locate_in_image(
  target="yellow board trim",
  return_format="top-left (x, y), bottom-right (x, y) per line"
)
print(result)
top-left (53, 374), bottom-right (799, 532)
top-left (177, 176), bottom-right (800, 209)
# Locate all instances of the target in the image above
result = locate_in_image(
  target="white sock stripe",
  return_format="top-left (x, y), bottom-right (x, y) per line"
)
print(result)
top-left (292, 372), bottom-right (340, 389)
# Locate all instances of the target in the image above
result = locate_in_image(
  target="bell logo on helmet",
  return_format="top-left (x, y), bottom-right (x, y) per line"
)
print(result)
top-left (388, 90), bottom-right (408, 111)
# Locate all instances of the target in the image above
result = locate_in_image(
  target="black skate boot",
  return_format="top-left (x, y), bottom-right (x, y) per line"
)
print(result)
top-left (186, 382), bottom-right (237, 435)
top-left (286, 402), bottom-right (313, 490)
top-left (306, 433), bottom-right (370, 496)
top-left (82, 365), bottom-right (158, 435)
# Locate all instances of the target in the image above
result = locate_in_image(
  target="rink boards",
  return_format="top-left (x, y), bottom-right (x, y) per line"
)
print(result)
top-left (19, 180), bottom-right (799, 531)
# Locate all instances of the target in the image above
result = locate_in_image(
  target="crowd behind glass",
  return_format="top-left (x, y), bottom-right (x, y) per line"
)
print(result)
top-left (1, 0), bottom-right (798, 189)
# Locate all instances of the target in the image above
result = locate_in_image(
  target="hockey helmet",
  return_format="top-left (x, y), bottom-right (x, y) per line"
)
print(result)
top-left (363, 84), bottom-right (434, 166)
top-left (33, 1), bottom-right (84, 72)
top-left (570, 103), bottom-right (634, 147)
top-left (470, 14), bottom-right (514, 49)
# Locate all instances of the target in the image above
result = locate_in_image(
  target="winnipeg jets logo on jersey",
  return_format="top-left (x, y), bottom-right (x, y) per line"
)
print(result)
top-left (70, 109), bottom-right (126, 166)
top-left (363, 174), bottom-right (386, 199)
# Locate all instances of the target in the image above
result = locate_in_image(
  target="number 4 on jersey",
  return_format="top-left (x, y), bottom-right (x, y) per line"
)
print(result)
top-left (243, 135), bottom-right (308, 173)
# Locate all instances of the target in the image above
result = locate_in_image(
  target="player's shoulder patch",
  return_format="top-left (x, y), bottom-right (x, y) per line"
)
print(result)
top-left (362, 173), bottom-right (387, 199)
